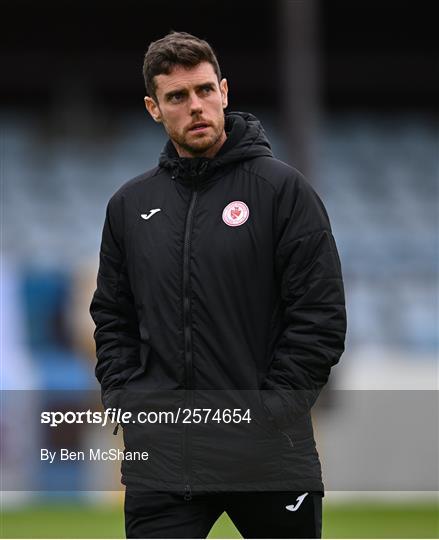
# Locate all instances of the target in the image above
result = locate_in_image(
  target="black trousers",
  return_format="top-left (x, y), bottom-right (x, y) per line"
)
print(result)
top-left (125, 489), bottom-right (323, 538)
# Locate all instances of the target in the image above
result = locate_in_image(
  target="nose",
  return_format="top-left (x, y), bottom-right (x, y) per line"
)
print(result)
top-left (189, 91), bottom-right (202, 114)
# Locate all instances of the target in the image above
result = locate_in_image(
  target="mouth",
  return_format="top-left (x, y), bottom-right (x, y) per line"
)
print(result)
top-left (188, 122), bottom-right (211, 132)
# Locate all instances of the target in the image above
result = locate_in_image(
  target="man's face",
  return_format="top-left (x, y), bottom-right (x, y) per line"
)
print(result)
top-left (144, 62), bottom-right (228, 158)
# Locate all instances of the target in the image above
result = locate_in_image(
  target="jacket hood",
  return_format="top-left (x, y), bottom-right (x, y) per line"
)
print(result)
top-left (158, 111), bottom-right (273, 184)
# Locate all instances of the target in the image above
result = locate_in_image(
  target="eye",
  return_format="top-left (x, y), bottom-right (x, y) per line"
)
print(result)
top-left (169, 92), bottom-right (184, 103)
top-left (201, 85), bottom-right (213, 94)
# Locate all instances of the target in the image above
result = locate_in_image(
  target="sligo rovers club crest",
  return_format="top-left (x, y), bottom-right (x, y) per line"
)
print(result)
top-left (222, 201), bottom-right (250, 227)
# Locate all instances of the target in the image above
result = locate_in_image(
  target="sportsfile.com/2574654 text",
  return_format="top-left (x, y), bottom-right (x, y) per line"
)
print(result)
top-left (40, 408), bottom-right (252, 428)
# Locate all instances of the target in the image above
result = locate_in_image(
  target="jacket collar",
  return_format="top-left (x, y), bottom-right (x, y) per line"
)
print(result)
top-left (158, 111), bottom-right (273, 186)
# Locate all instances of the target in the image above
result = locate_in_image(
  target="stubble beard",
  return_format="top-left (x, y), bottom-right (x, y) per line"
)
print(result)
top-left (168, 116), bottom-right (225, 158)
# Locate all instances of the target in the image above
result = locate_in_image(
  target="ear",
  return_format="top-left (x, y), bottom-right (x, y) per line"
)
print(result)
top-left (144, 96), bottom-right (162, 123)
top-left (220, 78), bottom-right (228, 109)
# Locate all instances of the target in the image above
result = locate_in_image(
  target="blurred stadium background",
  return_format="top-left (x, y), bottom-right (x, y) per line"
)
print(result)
top-left (1, 0), bottom-right (438, 538)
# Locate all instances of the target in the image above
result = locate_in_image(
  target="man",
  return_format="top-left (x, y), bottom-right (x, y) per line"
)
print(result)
top-left (90, 31), bottom-right (346, 539)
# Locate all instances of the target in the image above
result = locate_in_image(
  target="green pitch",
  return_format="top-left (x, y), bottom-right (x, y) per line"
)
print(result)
top-left (1, 501), bottom-right (438, 538)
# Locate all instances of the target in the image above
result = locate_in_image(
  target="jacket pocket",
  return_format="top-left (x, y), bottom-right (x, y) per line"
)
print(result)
top-left (280, 429), bottom-right (295, 448)
top-left (278, 412), bottom-right (315, 451)
top-left (102, 386), bottom-right (124, 410)
top-left (123, 342), bottom-right (150, 387)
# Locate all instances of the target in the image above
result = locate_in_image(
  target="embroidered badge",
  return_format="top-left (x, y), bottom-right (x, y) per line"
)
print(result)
top-left (222, 201), bottom-right (250, 227)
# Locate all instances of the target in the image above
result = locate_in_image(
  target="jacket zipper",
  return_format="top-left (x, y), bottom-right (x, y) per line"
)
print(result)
top-left (182, 187), bottom-right (198, 501)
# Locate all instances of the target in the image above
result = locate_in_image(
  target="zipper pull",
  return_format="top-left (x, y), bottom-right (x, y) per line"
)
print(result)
top-left (112, 423), bottom-right (119, 436)
top-left (280, 430), bottom-right (294, 448)
top-left (184, 484), bottom-right (192, 501)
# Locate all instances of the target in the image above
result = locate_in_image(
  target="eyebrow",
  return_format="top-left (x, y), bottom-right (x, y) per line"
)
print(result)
top-left (164, 81), bottom-right (216, 100)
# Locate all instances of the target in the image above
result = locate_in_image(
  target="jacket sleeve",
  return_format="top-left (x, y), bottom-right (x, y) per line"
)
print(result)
top-left (89, 196), bottom-right (140, 409)
top-left (261, 172), bottom-right (347, 429)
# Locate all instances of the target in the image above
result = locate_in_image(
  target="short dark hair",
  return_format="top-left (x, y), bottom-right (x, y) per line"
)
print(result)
top-left (143, 31), bottom-right (222, 101)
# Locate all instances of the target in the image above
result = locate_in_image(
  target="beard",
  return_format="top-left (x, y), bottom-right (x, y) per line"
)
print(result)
top-left (165, 115), bottom-right (225, 157)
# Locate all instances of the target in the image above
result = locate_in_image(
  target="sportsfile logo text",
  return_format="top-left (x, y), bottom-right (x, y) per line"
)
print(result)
top-left (40, 408), bottom-right (252, 428)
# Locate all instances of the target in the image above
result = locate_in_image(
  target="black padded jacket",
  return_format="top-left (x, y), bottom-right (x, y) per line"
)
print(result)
top-left (90, 111), bottom-right (346, 497)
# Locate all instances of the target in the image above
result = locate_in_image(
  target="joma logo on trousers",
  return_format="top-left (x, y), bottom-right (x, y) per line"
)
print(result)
top-left (285, 492), bottom-right (308, 512)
